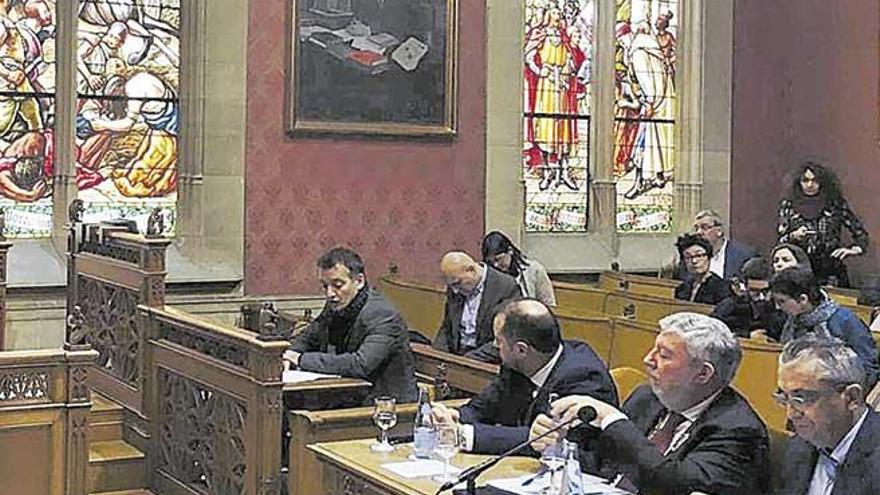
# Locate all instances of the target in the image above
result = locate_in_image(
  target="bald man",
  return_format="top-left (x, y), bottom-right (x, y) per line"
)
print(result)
top-left (432, 298), bottom-right (617, 456)
top-left (433, 251), bottom-right (521, 363)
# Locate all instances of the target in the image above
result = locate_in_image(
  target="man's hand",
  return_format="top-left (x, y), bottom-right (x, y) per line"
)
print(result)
top-left (283, 350), bottom-right (301, 370)
top-left (550, 395), bottom-right (621, 427)
top-left (790, 226), bottom-right (811, 241)
top-left (529, 413), bottom-right (565, 452)
top-left (431, 403), bottom-right (460, 426)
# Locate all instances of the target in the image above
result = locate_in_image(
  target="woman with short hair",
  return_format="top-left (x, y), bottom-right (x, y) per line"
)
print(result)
top-left (673, 233), bottom-right (731, 305)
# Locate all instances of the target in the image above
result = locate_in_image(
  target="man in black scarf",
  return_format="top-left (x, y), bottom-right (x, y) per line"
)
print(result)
top-left (286, 247), bottom-right (418, 404)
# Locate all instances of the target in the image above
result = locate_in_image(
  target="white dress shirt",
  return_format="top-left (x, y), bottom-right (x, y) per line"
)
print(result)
top-left (709, 239), bottom-right (728, 278)
top-left (807, 409), bottom-right (869, 495)
top-left (459, 265), bottom-right (488, 348)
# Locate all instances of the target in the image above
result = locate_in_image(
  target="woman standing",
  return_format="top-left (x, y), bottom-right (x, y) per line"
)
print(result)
top-left (777, 162), bottom-right (869, 287)
top-left (481, 231), bottom-right (556, 307)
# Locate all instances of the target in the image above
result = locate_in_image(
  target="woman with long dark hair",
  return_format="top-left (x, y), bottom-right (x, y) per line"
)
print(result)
top-left (777, 162), bottom-right (869, 287)
top-left (481, 231), bottom-right (556, 306)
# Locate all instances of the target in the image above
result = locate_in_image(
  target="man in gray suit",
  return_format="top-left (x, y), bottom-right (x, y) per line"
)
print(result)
top-left (286, 247), bottom-right (418, 404)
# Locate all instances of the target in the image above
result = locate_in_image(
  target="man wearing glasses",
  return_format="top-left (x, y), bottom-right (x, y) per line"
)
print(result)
top-left (775, 337), bottom-right (880, 494)
top-left (530, 312), bottom-right (770, 495)
top-left (711, 257), bottom-right (786, 339)
top-left (692, 209), bottom-right (757, 280)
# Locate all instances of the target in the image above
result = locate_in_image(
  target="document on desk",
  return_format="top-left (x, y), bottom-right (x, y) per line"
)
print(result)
top-left (486, 473), bottom-right (630, 495)
top-left (381, 459), bottom-right (462, 479)
top-left (281, 370), bottom-right (341, 384)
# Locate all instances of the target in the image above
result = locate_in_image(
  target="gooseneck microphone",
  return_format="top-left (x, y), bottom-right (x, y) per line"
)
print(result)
top-left (435, 405), bottom-right (598, 495)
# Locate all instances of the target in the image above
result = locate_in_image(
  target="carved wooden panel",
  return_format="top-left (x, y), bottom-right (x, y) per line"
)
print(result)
top-left (0, 369), bottom-right (49, 403)
top-left (158, 321), bottom-right (249, 369)
top-left (79, 241), bottom-right (142, 265)
top-left (156, 369), bottom-right (247, 495)
top-left (76, 275), bottom-right (141, 387)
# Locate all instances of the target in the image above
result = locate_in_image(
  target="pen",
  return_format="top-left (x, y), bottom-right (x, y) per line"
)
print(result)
top-left (521, 466), bottom-right (548, 486)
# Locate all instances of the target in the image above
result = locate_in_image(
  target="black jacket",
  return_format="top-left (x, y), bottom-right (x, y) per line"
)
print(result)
top-left (432, 267), bottom-right (521, 362)
top-left (458, 340), bottom-right (618, 457)
top-left (596, 385), bottom-right (770, 495)
top-left (777, 409), bottom-right (880, 495)
top-left (711, 295), bottom-right (787, 339)
top-left (674, 272), bottom-right (731, 305)
top-left (291, 288), bottom-right (418, 404)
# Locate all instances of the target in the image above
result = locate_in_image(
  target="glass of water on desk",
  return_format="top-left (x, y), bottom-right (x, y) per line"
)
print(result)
top-left (539, 433), bottom-right (568, 495)
top-left (432, 424), bottom-right (461, 484)
top-left (371, 396), bottom-right (397, 452)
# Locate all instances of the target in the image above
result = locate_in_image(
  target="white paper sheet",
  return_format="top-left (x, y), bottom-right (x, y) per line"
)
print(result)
top-left (281, 370), bottom-right (341, 384)
top-left (487, 472), bottom-right (631, 495)
top-left (380, 459), bottom-right (462, 479)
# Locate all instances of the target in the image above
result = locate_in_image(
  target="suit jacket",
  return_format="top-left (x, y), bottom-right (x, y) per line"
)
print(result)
top-left (458, 340), bottom-right (618, 456)
top-left (596, 385), bottom-right (770, 495)
top-left (724, 239), bottom-right (758, 279)
top-left (432, 267), bottom-right (521, 361)
top-left (674, 272), bottom-right (731, 305)
top-left (778, 409), bottom-right (880, 495)
top-left (291, 289), bottom-right (418, 404)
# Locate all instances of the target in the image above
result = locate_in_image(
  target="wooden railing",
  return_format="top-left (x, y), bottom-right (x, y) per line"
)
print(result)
top-left (377, 275), bottom-right (447, 341)
top-left (411, 343), bottom-right (499, 397)
top-left (142, 304), bottom-right (289, 495)
top-left (69, 224), bottom-right (171, 419)
top-left (0, 236), bottom-right (9, 350)
top-left (0, 348), bottom-right (98, 495)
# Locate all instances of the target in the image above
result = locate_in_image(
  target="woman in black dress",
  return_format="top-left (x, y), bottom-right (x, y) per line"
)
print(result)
top-left (777, 162), bottom-right (869, 287)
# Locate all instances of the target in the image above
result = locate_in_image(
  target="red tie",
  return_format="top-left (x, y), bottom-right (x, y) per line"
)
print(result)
top-left (648, 411), bottom-right (688, 454)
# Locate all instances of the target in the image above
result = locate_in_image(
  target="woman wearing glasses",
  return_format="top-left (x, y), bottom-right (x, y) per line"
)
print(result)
top-left (673, 233), bottom-right (731, 305)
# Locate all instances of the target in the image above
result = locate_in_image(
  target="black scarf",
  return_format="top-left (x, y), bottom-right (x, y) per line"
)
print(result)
top-left (321, 283), bottom-right (370, 349)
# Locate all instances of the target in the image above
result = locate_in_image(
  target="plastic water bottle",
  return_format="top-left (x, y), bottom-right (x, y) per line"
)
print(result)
top-left (412, 388), bottom-right (437, 458)
top-left (561, 440), bottom-right (584, 495)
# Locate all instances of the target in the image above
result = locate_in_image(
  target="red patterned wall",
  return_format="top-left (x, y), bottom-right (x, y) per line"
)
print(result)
top-left (245, 0), bottom-right (487, 295)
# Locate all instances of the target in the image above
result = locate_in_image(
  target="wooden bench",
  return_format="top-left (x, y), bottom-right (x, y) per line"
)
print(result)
top-left (552, 281), bottom-right (610, 314)
top-left (604, 290), bottom-right (714, 324)
top-left (599, 271), bottom-right (678, 299)
top-left (410, 343), bottom-right (499, 398)
top-left (288, 399), bottom-right (468, 495)
top-left (555, 309), bottom-right (614, 364)
top-left (377, 275), bottom-right (447, 341)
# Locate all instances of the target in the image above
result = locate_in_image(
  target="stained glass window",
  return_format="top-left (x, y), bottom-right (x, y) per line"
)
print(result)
top-left (76, 0), bottom-right (179, 234)
top-left (0, 0), bottom-right (56, 238)
top-left (613, 0), bottom-right (677, 233)
top-left (523, 0), bottom-right (593, 232)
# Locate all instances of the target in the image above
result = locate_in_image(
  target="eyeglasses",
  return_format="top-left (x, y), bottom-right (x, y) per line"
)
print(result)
top-left (772, 385), bottom-right (847, 409)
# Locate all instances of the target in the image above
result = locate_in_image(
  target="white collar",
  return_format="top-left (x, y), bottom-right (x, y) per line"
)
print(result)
top-left (712, 239), bottom-right (728, 260)
top-left (826, 409), bottom-right (869, 465)
top-left (530, 344), bottom-right (564, 389)
top-left (678, 388), bottom-right (724, 422)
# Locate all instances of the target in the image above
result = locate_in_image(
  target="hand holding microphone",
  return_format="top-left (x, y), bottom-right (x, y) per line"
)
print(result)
top-left (530, 394), bottom-right (622, 453)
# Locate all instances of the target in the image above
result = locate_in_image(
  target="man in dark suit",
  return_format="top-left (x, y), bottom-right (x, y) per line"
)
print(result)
top-left (432, 251), bottom-right (521, 363)
top-left (672, 209), bottom-right (757, 281)
top-left (431, 298), bottom-right (618, 457)
top-left (776, 337), bottom-right (880, 495)
top-left (532, 312), bottom-right (770, 495)
top-left (286, 247), bottom-right (418, 405)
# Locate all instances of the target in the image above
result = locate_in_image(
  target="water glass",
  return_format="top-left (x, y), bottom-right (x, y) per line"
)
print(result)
top-left (371, 396), bottom-right (397, 452)
top-left (432, 424), bottom-right (461, 484)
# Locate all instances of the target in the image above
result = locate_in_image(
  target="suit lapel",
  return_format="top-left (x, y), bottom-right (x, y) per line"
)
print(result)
top-left (474, 269), bottom-right (496, 343)
top-left (524, 346), bottom-right (568, 423)
top-left (448, 291), bottom-right (465, 353)
top-left (833, 410), bottom-right (880, 494)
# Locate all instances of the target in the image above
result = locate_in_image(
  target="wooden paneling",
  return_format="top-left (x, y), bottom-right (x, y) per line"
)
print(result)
top-left (410, 344), bottom-right (498, 397)
top-left (555, 310), bottom-right (614, 364)
top-left (599, 271), bottom-right (678, 299)
top-left (553, 281), bottom-right (609, 314)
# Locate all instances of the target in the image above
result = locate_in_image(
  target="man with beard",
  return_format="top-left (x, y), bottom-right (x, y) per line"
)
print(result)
top-left (530, 312), bottom-right (769, 495)
top-left (711, 257), bottom-right (786, 339)
top-left (285, 247), bottom-right (418, 405)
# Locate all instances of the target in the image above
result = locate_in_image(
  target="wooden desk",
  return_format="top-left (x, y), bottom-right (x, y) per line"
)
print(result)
top-left (284, 377), bottom-right (373, 409)
top-left (310, 439), bottom-right (541, 495)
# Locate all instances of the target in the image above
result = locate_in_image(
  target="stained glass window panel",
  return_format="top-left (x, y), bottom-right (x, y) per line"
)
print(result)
top-left (523, 0), bottom-right (593, 232)
top-left (76, 0), bottom-right (179, 234)
top-left (0, 0), bottom-right (56, 238)
top-left (613, 0), bottom-right (677, 233)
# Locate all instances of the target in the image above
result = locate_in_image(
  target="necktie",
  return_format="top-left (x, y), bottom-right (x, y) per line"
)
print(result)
top-left (648, 410), bottom-right (688, 454)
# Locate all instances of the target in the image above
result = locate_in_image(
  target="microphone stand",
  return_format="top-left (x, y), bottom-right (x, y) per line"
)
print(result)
top-left (435, 407), bottom-right (596, 495)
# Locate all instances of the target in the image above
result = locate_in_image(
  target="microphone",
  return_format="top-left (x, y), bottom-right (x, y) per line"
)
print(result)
top-left (435, 405), bottom-right (598, 494)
